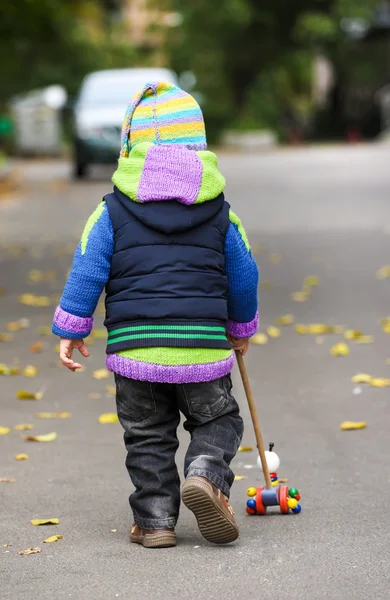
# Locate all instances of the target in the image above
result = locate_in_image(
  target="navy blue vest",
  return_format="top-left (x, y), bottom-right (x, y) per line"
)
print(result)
top-left (104, 187), bottom-right (231, 353)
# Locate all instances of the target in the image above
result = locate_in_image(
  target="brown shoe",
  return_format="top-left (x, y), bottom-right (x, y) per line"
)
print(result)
top-left (130, 524), bottom-right (176, 548)
top-left (182, 476), bottom-right (239, 544)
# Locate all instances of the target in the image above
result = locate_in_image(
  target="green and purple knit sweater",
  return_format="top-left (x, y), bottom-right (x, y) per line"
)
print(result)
top-left (52, 145), bottom-right (258, 383)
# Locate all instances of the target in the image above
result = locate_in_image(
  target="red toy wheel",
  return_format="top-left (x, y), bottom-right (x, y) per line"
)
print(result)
top-left (278, 485), bottom-right (289, 514)
top-left (256, 487), bottom-right (267, 515)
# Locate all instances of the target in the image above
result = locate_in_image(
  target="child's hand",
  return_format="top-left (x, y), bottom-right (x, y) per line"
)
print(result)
top-left (59, 338), bottom-right (90, 372)
top-left (227, 335), bottom-right (249, 356)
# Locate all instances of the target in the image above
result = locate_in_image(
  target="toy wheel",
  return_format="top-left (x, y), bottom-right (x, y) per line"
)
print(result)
top-left (278, 485), bottom-right (289, 514)
top-left (256, 487), bottom-right (267, 515)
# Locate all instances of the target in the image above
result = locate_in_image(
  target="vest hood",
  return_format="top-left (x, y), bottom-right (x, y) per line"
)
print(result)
top-left (112, 142), bottom-right (225, 206)
top-left (113, 186), bottom-right (225, 234)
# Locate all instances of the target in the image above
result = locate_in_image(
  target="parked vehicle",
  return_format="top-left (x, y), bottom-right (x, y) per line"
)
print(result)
top-left (72, 68), bottom-right (178, 178)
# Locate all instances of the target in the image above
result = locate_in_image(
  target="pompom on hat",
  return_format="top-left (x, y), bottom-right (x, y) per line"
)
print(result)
top-left (120, 81), bottom-right (207, 157)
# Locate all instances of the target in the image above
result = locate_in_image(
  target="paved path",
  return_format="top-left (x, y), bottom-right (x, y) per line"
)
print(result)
top-left (1, 144), bottom-right (390, 599)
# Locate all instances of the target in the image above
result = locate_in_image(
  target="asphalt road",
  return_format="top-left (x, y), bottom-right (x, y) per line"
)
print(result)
top-left (1, 144), bottom-right (390, 600)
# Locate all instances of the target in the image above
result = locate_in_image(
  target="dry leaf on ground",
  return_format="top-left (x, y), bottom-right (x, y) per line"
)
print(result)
top-left (31, 518), bottom-right (59, 526)
top-left (340, 421), bottom-right (366, 431)
top-left (0, 364), bottom-right (20, 376)
top-left (14, 424), bottom-right (34, 431)
top-left (291, 291), bottom-right (310, 302)
top-left (29, 341), bottom-right (44, 353)
top-left (351, 374), bottom-right (372, 384)
top-left (308, 324), bottom-right (332, 335)
top-left (370, 378), bottom-right (390, 388)
top-left (17, 547), bottom-right (41, 555)
top-left (275, 314), bottom-right (294, 326)
top-left (330, 342), bottom-right (350, 356)
top-left (88, 392), bottom-right (102, 400)
top-left (268, 253), bottom-right (281, 264)
top-left (25, 432), bottom-right (57, 443)
top-left (250, 333), bottom-right (268, 345)
top-left (36, 326), bottom-right (51, 336)
top-left (376, 265), bottom-right (390, 279)
top-left (237, 446), bottom-right (253, 452)
top-left (35, 412), bottom-right (71, 419)
top-left (0, 333), bottom-right (14, 342)
top-left (17, 389), bottom-right (43, 400)
top-left (92, 329), bottom-right (106, 340)
top-left (380, 318), bottom-right (390, 333)
top-left (304, 275), bottom-right (319, 287)
top-left (7, 321), bottom-right (22, 332)
top-left (234, 475), bottom-right (248, 481)
top-left (109, 529), bottom-right (117, 533)
top-left (43, 535), bottom-right (62, 543)
top-left (344, 329), bottom-right (364, 341)
top-left (106, 385), bottom-right (116, 396)
top-left (15, 453), bottom-right (29, 461)
top-left (93, 368), bottom-right (110, 380)
top-left (261, 280), bottom-right (273, 290)
top-left (266, 326), bottom-right (281, 338)
top-left (23, 365), bottom-right (38, 378)
top-left (98, 413), bottom-right (119, 424)
top-left (356, 335), bottom-right (374, 344)
top-left (19, 294), bottom-right (52, 307)
top-left (295, 324), bottom-right (308, 335)
top-left (0, 478), bottom-right (16, 483)
top-left (0, 427), bottom-right (10, 435)
top-left (28, 269), bottom-right (44, 282)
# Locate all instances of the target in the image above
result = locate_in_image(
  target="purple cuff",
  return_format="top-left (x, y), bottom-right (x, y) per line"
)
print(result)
top-left (53, 306), bottom-right (93, 337)
top-left (106, 353), bottom-right (234, 384)
top-left (226, 312), bottom-right (259, 338)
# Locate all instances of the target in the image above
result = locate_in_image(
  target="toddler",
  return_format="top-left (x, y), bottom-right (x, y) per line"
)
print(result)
top-left (53, 82), bottom-right (258, 548)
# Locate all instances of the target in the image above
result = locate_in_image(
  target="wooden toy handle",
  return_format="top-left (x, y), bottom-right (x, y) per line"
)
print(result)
top-left (235, 351), bottom-right (273, 490)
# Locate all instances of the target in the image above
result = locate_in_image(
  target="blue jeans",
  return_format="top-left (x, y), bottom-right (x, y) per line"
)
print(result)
top-left (115, 374), bottom-right (244, 529)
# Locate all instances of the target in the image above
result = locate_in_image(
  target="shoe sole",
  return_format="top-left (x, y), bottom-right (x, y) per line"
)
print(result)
top-left (130, 532), bottom-right (176, 548)
top-left (182, 477), bottom-right (239, 545)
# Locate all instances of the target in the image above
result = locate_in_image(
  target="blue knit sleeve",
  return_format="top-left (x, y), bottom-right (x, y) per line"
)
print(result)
top-left (52, 202), bottom-right (114, 338)
top-left (224, 211), bottom-right (259, 337)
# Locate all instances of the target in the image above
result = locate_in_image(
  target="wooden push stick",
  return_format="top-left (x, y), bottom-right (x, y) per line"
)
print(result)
top-left (235, 351), bottom-right (273, 490)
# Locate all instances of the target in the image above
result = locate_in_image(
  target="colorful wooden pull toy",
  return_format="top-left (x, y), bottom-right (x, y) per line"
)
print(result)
top-left (235, 351), bottom-right (302, 517)
top-left (245, 444), bottom-right (302, 515)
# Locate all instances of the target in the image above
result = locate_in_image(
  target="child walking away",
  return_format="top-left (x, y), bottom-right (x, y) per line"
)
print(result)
top-left (53, 82), bottom-right (259, 548)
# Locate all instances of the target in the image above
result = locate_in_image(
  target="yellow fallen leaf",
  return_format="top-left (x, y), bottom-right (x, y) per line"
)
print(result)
top-left (23, 365), bottom-right (38, 378)
top-left (92, 329), bottom-right (106, 340)
top-left (0, 427), bottom-right (10, 435)
top-left (330, 342), bottom-right (350, 356)
top-left (331, 325), bottom-right (345, 334)
top-left (278, 477), bottom-right (289, 483)
top-left (386, 359), bottom-right (390, 366)
top-left (31, 518), bottom-right (59, 526)
top-left (97, 301), bottom-right (105, 315)
top-left (261, 280), bottom-right (273, 290)
top-left (351, 374), bottom-right (372, 384)
top-left (29, 340), bottom-right (44, 353)
top-left (98, 413), bottom-right (119, 424)
top-left (340, 421), bottom-right (366, 431)
top-left (291, 291), bottom-right (310, 302)
top-left (267, 326), bottom-right (281, 338)
top-left (252, 243), bottom-right (265, 255)
top-left (268, 252), bottom-right (281, 264)
top-left (344, 329), bottom-right (364, 341)
top-left (295, 324), bottom-right (308, 335)
top-left (88, 392), bottom-right (102, 400)
top-left (43, 535), bottom-right (62, 543)
top-left (304, 275), bottom-right (319, 287)
top-left (84, 336), bottom-right (95, 346)
top-left (0, 478), bottom-right (16, 483)
top-left (234, 475), bottom-right (248, 481)
top-left (109, 529), bottom-right (117, 533)
top-left (7, 321), bottom-right (22, 332)
top-left (36, 326), bottom-right (51, 336)
top-left (308, 324), bottom-right (332, 335)
top-left (19, 294), bottom-right (51, 307)
top-left (237, 446), bottom-right (253, 452)
top-left (44, 270), bottom-right (57, 282)
top-left (15, 453), bottom-right (29, 460)
top-left (93, 368), bottom-right (110, 380)
top-left (25, 432), bottom-right (57, 443)
top-left (380, 317), bottom-right (390, 333)
top-left (28, 269), bottom-right (44, 282)
top-left (0, 333), bottom-right (14, 342)
top-left (0, 363), bottom-right (20, 376)
top-left (35, 412), bottom-right (71, 419)
top-left (356, 335), bottom-right (374, 344)
top-left (17, 389), bottom-right (43, 400)
top-left (106, 385), bottom-right (116, 396)
top-left (14, 424), bottom-right (34, 431)
top-left (54, 344), bottom-right (61, 353)
top-left (17, 547), bottom-right (41, 555)
top-left (370, 378), bottom-right (390, 388)
top-left (250, 333), bottom-right (268, 345)
top-left (376, 265), bottom-right (390, 279)
top-left (275, 314), bottom-right (294, 326)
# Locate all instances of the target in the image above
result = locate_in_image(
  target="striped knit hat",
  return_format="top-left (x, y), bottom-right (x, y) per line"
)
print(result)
top-left (120, 81), bottom-right (207, 157)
